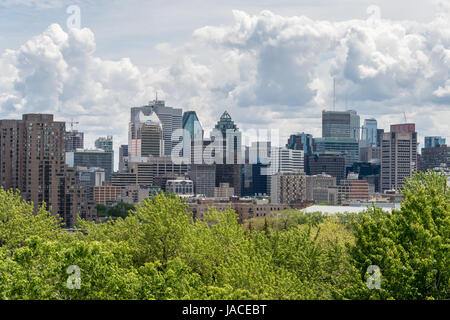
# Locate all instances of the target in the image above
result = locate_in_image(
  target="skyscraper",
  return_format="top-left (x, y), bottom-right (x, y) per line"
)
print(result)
top-left (361, 119), bottom-right (378, 147)
top-left (421, 144), bottom-right (449, 171)
top-left (306, 154), bottom-right (346, 183)
top-left (213, 111), bottom-right (242, 196)
top-left (286, 133), bottom-right (314, 156)
top-left (130, 99), bottom-right (182, 156)
top-left (129, 112), bottom-right (164, 159)
top-left (380, 123), bottom-right (418, 192)
top-left (322, 110), bottom-right (360, 140)
top-left (95, 135), bottom-right (113, 152)
top-left (0, 114), bottom-right (95, 227)
top-left (118, 144), bottom-right (128, 172)
top-left (65, 130), bottom-right (84, 152)
top-left (182, 111), bottom-right (204, 140)
top-left (95, 135), bottom-right (114, 172)
top-left (314, 137), bottom-right (359, 167)
top-left (424, 136), bottom-right (446, 148)
top-left (66, 149), bottom-right (114, 181)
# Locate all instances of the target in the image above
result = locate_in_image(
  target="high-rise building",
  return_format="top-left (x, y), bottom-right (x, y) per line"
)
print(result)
top-left (306, 154), bottom-right (346, 183)
top-left (314, 137), bottom-right (359, 167)
top-left (376, 129), bottom-right (385, 147)
top-left (66, 149), bottom-right (114, 181)
top-left (93, 185), bottom-right (122, 205)
top-left (380, 123), bottom-right (418, 192)
top-left (424, 136), bottom-right (446, 148)
top-left (346, 162), bottom-right (381, 193)
top-left (95, 136), bottom-right (113, 152)
top-left (182, 111), bottom-right (204, 140)
top-left (129, 112), bottom-right (164, 159)
top-left (118, 144), bottom-right (128, 172)
top-left (65, 130), bottom-right (84, 152)
top-left (95, 135), bottom-right (114, 173)
top-left (131, 99), bottom-right (182, 156)
top-left (124, 156), bottom-right (189, 187)
top-left (322, 110), bottom-right (360, 140)
top-left (361, 119), bottom-right (378, 147)
top-left (270, 170), bottom-right (307, 204)
top-left (213, 111), bottom-right (242, 196)
top-left (0, 114), bottom-right (95, 227)
top-left (286, 133), bottom-right (314, 156)
top-left (188, 164), bottom-right (216, 197)
top-left (268, 147), bottom-right (304, 173)
top-left (306, 174), bottom-right (336, 204)
top-left (421, 145), bottom-right (449, 171)
top-left (359, 146), bottom-right (380, 164)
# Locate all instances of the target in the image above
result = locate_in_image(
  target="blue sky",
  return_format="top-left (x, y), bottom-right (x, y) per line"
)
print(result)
top-left (0, 0), bottom-right (449, 165)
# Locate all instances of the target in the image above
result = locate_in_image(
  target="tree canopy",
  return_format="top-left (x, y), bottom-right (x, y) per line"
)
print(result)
top-left (0, 170), bottom-right (448, 300)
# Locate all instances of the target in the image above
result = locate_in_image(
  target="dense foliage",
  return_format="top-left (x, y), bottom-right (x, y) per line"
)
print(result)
top-left (96, 201), bottom-right (135, 219)
top-left (0, 171), bottom-right (448, 300)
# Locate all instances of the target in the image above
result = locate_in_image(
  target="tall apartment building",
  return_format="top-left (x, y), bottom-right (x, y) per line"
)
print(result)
top-left (270, 170), bottom-right (307, 204)
top-left (130, 99), bottom-right (182, 156)
top-left (322, 110), bottom-right (360, 140)
top-left (381, 123), bottom-right (418, 192)
top-left (93, 185), bottom-right (122, 205)
top-left (0, 114), bottom-right (95, 227)
top-left (65, 130), bottom-right (84, 152)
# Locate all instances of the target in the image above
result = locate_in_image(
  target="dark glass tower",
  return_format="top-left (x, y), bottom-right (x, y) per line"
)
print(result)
top-left (213, 111), bottom-right (242, 196)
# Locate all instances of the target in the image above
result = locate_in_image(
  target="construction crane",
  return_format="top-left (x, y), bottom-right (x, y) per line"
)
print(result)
top-left (67, 119), bottom-right (79, 132)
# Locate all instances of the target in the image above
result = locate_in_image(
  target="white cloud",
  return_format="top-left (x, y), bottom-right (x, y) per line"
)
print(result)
top-left (0, 7), bottom-right (449, 167)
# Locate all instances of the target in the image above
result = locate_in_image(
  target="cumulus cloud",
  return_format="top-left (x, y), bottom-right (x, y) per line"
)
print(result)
top-left (0, 24), bottom-right (154, 158)
top-left (0, 7), bottom-right (449, 164)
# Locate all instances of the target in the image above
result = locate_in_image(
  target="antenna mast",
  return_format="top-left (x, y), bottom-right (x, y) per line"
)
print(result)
top-left (333, 78), bottom-right (336, 111)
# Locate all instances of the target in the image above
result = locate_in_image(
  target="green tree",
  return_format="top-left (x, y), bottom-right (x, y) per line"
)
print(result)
top-left (0, 188), bottom-right (64, 250)
top-left (342, 171), bottom-right (450, 299)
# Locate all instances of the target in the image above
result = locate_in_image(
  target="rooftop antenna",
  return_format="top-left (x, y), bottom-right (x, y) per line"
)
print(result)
top-left (333, 78), bottom-right (336, 111)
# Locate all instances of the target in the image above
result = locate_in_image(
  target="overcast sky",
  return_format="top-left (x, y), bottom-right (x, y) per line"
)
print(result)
top-left (0, 0), bottom-right (449, 166)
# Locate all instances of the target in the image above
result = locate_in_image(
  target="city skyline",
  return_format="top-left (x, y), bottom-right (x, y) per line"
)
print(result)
top-left (0, 1), bottom-right (449, 165)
